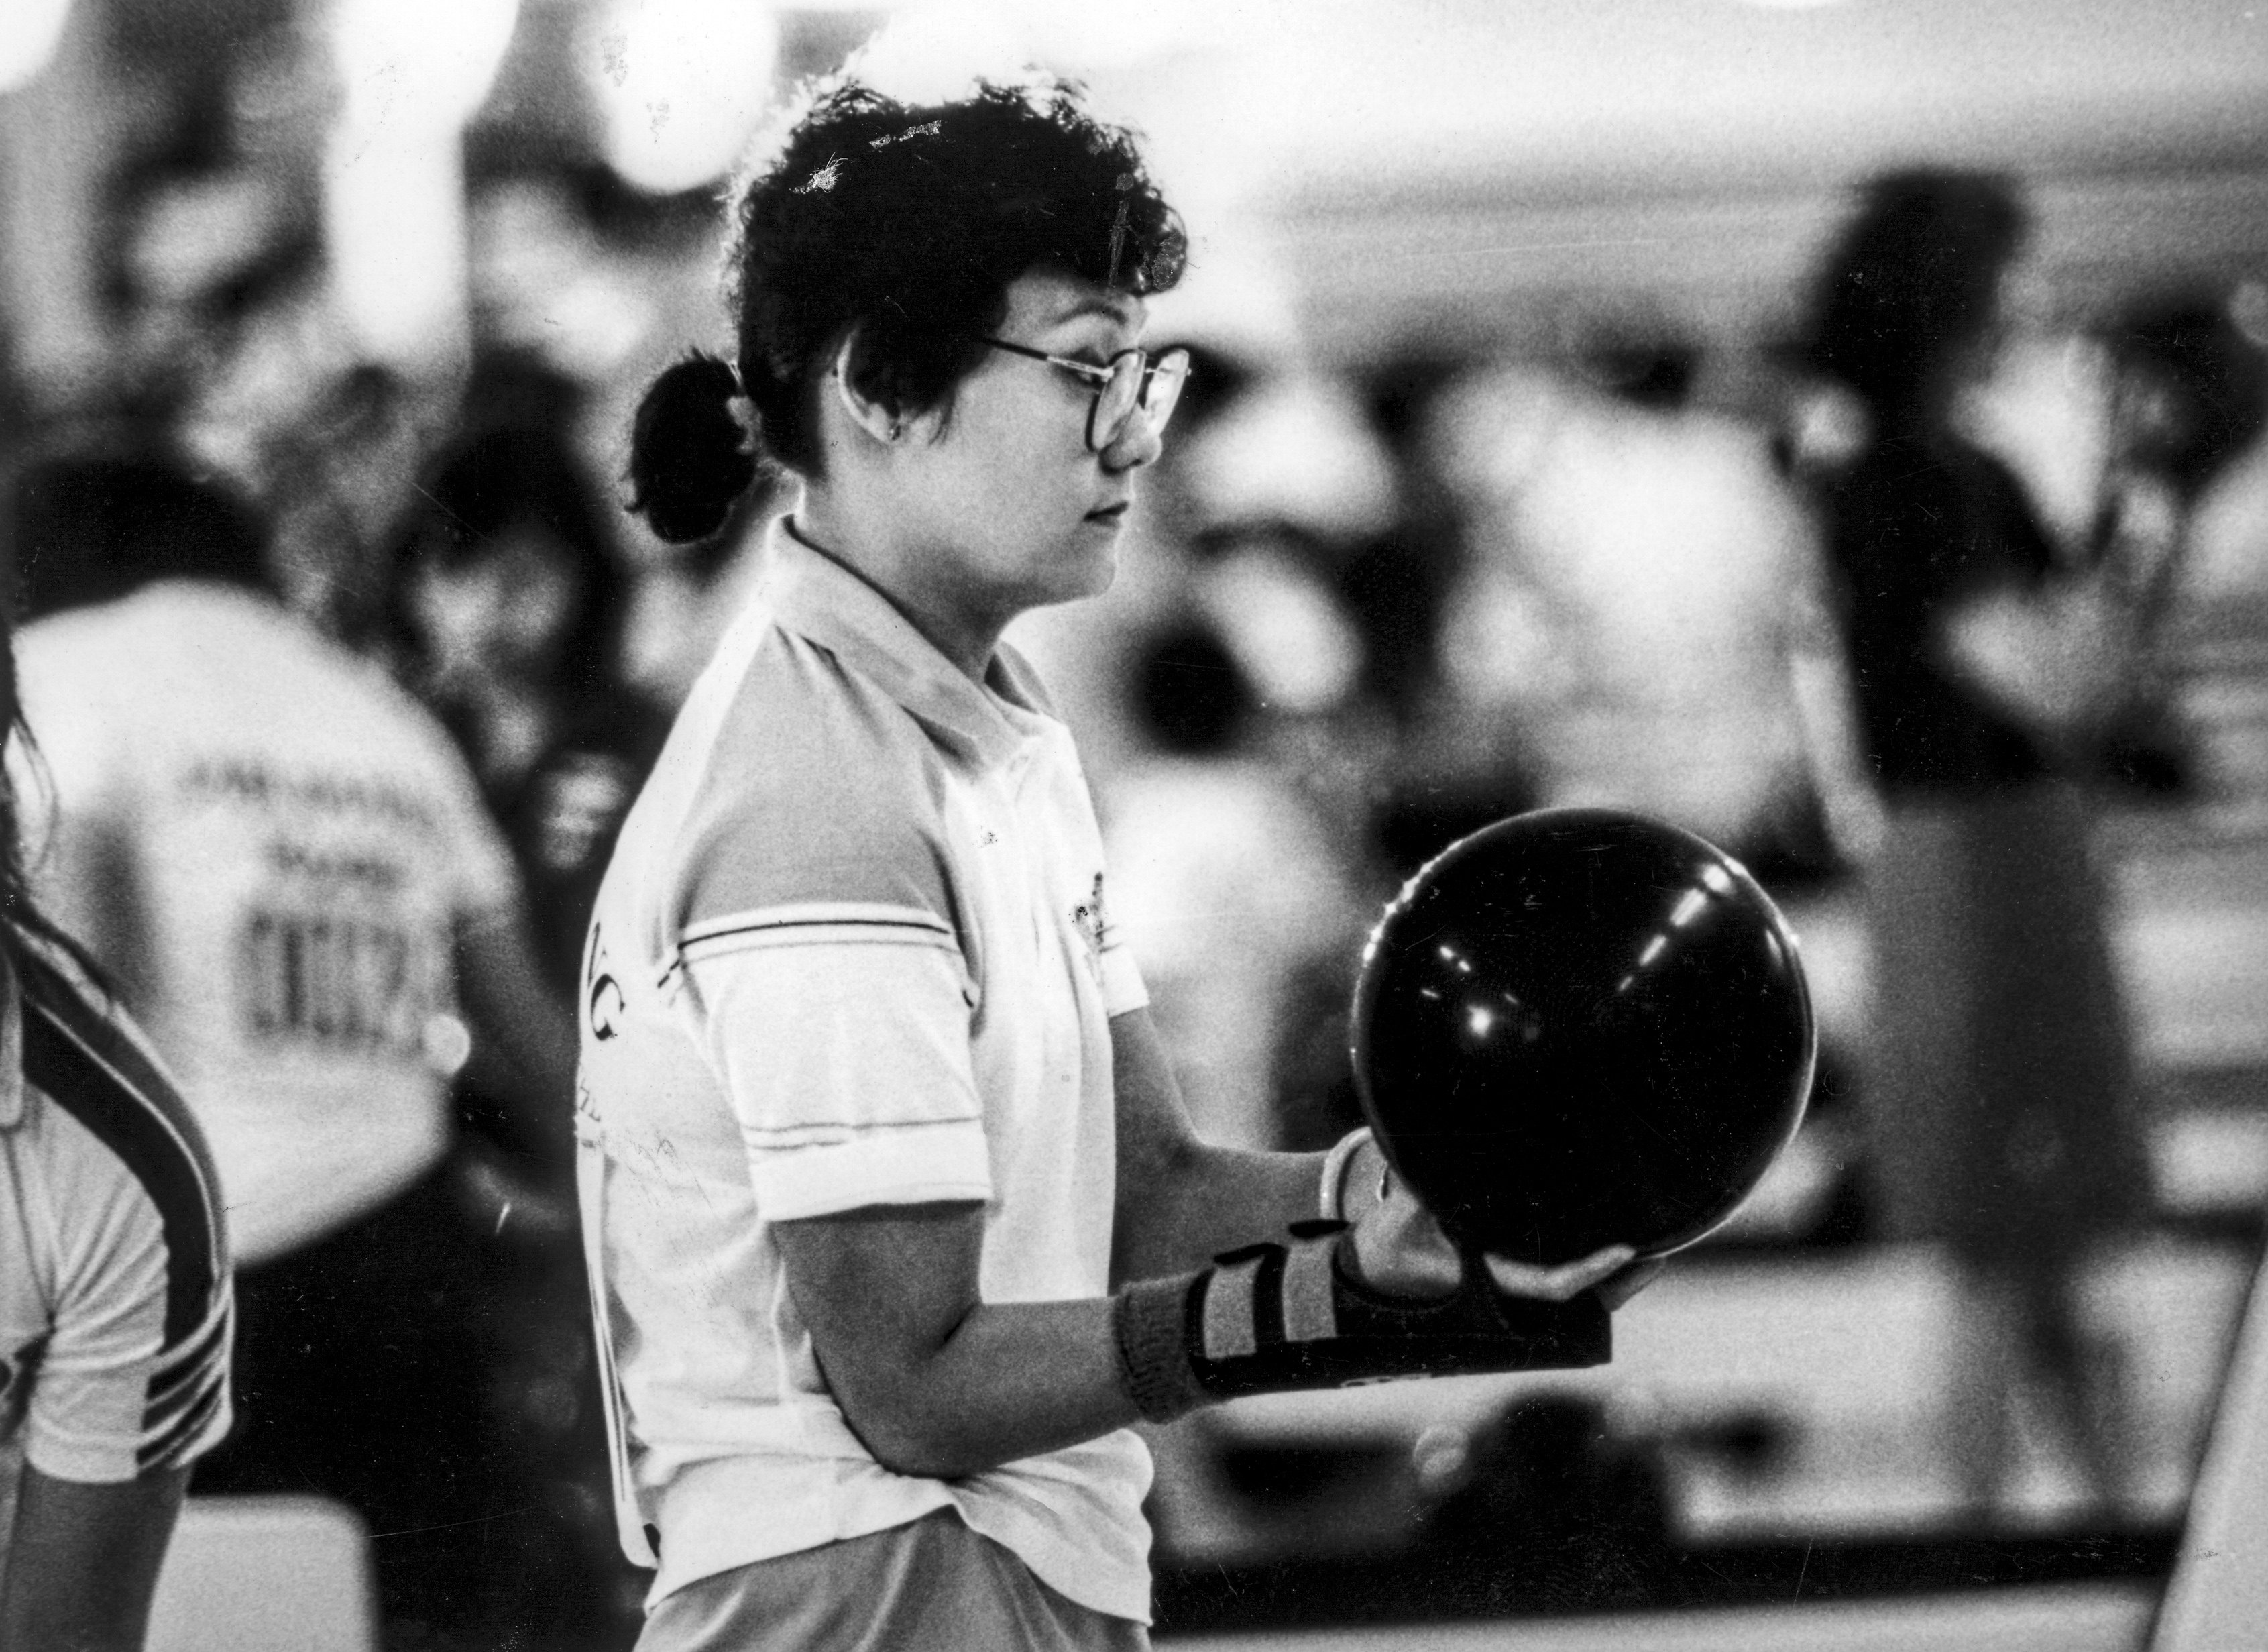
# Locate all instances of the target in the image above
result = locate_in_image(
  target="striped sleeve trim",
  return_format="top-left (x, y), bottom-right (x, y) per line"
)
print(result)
top-left (745, 1115), bottom-right (993, 1221)
top-left (740, 1113), bottom-right (983, 1148)
top-left (20, 965), bottom-right (227, 1350)
top-left (675, 903), bottom-right (958, 973)
top-left (138, 1358), bottom-right (229, 1472)
top-left (144, 1297), bottom-right (233, 1425)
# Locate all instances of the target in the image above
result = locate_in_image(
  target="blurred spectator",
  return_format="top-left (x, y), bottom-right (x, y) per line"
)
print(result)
top-left (385, 398), bottom-right (666, 1643)
top-left (2113, 295), bottom-right (2268, 512)
top-left (9, 447), bottom-right (580, 1647)
top-left (1421, 343), bottom-right (1860, 877)
top-left (1101, 622), bottom-right (1366, 1151)
top-left (180, 277), bottom-right (449, 649)
top-left (1338, 346), bottom-right (1470, 736)
top-left (1805, 168), bottom-right (2152, 1523)
top-left (268, 363), bottom-right (446, 645)
top-left (2089, 294), bottom-right (2268, 793)
top-left (388, 401), bottom-right (668, 991)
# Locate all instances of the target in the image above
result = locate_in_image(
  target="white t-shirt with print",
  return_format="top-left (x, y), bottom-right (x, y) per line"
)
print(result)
top-left (15, 582), bottom-right (516, 1264)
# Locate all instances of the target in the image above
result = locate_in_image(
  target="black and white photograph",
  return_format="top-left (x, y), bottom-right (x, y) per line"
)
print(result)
top-left (1, 2), bottom-right (2265, 1649)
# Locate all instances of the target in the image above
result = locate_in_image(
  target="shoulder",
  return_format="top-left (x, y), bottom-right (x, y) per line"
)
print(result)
top-left (11, 936), bottom-right (229, 1296)
top-left (8, 934), bottom-right (231, 1453)
top-left (13, 604), bottom-right (134, 741)
top-left (15, 602), bottom-right (119, 668)
top-left (665, 625), bottom-right (961, 940)
top-left (9, 940), bottom-right (233, 1476)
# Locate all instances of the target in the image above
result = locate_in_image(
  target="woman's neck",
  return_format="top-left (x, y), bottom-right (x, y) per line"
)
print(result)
top-left (790, 494), bottom-right (1004, 684)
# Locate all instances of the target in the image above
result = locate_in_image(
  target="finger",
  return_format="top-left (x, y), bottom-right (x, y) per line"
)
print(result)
top-left (1599, 1257), bottom-right (1667, 1311)
top-left (1481, 1244), bottom-right (1638, 1302)
top-left (1347, 1195), bottom-right (1463, 1297)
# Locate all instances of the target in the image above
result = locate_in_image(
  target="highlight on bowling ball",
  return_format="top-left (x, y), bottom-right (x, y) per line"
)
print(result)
top-left (1351, 807), bottom-right (1816, 1267)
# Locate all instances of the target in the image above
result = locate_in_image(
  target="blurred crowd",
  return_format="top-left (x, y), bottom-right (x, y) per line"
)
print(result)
top-left (5, 15), bottom-right (2268, 1647)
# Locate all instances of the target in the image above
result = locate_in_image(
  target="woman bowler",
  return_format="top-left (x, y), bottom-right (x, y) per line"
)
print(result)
top-left (575, 73), bottom-right (1648, 1651)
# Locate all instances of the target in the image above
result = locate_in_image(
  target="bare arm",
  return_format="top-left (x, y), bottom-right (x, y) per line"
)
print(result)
top-left (1, 1466), bottom-right (188, 1652)
top-left (1107, 1005), bottom-right (1326, 1285)
top-left (774, 1008), bottom-right (1649, 1482)
top-left (770, 1011), bottom-right (1344, 1481)
top-left (772, 1203), bottom-right (1137, 1478)
top-left (455, 903), bottom-right (579, 1173)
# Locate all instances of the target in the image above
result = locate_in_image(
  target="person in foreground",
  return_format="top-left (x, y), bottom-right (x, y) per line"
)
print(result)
top-left (0, 605), bottom-right (235, 1650)
top-left (577, 74), bottom-right (1652, 1651)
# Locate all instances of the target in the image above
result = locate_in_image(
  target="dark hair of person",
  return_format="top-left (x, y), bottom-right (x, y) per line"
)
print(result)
top-left (626, 74), bottom-right (1188, 544)
top-left (2115, 295), bottom-right (2268, 500)
top-left (1807, 168), bottom-right (2029, 423)
top-left (0, 612), bottom-right (110, 981)
top-left (391, 423), bottom-right (631, 700)
top-left (1591, 341), bottom-right (1699, 411)
top-left (1132, 624), bottom-right (1249, 757)
top-left (9, 451), bottom-right (272, 619)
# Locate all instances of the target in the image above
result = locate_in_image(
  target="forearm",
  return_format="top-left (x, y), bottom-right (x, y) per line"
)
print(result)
top-left (1108, 1003), bottom-right (1359, 1284)
top-left (832, 1294), bottom-right (1137, 1478)
top-left (455, 907), bottom-right (578, 1170)
top-left (787, 1144), bottom-right (1619, 1482)
top-left (1, 1466), bottom-right (187, 1652)
top-left (1112, 1137), bottom-right (1325, 1284)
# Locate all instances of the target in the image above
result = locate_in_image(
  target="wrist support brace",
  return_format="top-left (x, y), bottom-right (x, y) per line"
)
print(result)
top-left (1112, 1221), bottom-right (1611, 1424)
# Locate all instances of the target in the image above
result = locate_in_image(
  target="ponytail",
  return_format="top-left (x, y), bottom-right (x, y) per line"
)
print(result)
top-left (626, 353), bottom-right (760, 545)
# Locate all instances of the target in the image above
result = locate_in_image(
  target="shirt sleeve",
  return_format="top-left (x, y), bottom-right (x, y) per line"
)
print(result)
top-left (667, 670), bottom-right (993, 1219)
top-left (25, 1105), bottom-right (234, 1484)
top-left (685, 936), bottom-right (992, 1219)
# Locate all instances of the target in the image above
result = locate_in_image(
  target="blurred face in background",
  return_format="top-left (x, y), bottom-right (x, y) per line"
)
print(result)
top-left (265, 369), bottom-right (442, 637)
top-left (404, 522), bottom-right (582, 699)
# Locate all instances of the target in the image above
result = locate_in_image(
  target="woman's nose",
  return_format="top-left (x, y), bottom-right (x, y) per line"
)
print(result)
top-left (1100, 406), bottom-right (1164, 473)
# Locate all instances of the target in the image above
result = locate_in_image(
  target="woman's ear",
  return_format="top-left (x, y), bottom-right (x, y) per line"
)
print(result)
top-left (831, 334), bottom-right (905, 447)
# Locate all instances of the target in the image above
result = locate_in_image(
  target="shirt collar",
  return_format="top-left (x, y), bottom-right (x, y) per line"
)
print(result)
top-left (764, 516), bottom-right (1045, 771)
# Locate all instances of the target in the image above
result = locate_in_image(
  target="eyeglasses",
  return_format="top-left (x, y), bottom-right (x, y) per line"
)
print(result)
top-left (978, 338), bottom-right (1191, 453)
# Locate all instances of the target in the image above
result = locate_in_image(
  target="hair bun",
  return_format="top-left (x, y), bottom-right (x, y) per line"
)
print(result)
top-left (627, 352), bottom-right (759, 544)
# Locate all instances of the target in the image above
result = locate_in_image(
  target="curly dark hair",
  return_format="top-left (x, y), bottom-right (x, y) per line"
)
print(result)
top-left (627, 74), bottom-right (1187, 544)
top-left (1807, 168), bottom-right (2029, 421)
top-left (10, 449), bottom-right (271, 620)
top-left (0, 606), bottom-right (111, 981)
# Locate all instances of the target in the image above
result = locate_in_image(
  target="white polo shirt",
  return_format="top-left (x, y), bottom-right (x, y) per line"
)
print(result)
top-left (1, 930), bottom-right (234, 1537)
top-left (577, 521), bottom-right (1153, 1620)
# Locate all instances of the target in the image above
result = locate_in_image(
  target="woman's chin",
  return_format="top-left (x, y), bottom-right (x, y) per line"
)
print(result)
top-left (1049, 535), bottom-right (1120, 602)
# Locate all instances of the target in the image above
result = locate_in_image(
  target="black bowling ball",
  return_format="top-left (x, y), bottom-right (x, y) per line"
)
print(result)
top-left (1352, 808), bottom-right (1815, 1266)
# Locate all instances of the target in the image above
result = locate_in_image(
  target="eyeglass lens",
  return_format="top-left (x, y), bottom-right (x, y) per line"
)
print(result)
top-left (1088, 349), bottom-right (1190, 451)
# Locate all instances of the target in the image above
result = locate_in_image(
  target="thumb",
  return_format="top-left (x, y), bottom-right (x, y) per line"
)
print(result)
top-left (1349, 1188), bottom-right (1464, 1298)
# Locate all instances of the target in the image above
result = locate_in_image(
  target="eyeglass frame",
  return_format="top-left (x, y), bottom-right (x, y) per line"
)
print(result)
top-left (975, 337), bottom-right (1190, 453)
